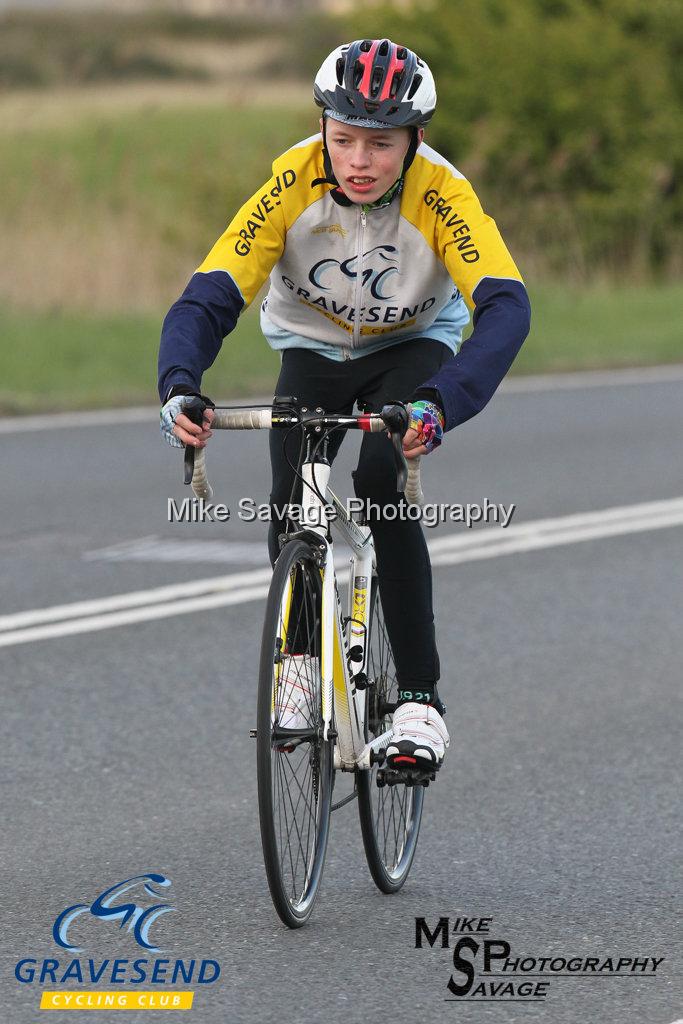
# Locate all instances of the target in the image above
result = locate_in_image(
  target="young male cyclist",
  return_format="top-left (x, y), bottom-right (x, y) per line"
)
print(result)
top-left (159, 39), bottom-right (531, 776)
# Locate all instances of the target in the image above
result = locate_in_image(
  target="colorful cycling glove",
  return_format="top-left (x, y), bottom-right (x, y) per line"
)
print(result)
top-left (409, 399), bottom-right (445, 454)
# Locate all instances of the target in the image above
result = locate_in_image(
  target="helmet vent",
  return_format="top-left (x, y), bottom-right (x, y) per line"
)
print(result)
top-left (314, 41), bottom-right (435, 128)
top-left (407, 73), bottom-right (422, 100)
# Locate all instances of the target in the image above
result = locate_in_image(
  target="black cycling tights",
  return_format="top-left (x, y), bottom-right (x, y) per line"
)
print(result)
top-left (268, 341), bottom-right (452, 693)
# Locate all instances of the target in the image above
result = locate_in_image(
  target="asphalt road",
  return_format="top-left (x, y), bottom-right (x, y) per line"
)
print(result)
top-left (1, 371), bottom-right (682, 1024)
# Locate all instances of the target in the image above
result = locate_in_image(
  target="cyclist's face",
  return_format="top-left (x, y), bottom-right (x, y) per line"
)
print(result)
top-left (323, 119), bottom-right (422, 203)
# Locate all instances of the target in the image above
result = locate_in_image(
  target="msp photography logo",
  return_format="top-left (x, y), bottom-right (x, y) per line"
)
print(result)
top-left (168, 495), bottom-right (516, 529)
top-left (14, 871), bottom-right (221, 1012)
top-left (415, 916), bottom-right (666, 1005)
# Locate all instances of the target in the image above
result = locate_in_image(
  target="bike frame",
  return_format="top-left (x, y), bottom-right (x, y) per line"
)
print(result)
top-left (282, 459), bottom-right (375, 771)
top-left (187, 401), bottom-right (421, 772)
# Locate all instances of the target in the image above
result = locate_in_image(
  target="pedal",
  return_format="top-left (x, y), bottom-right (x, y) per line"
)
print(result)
top-left (376, 766), bottom-right (435, 788)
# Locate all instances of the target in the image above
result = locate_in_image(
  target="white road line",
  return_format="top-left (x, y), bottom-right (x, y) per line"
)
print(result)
top-left (0, 405), bottom-right (159, 433)
top-left (1, 365), bottom-right (682, 434)
top-left (500, 364), bottom-right (683, 393)
top-left (427, 497), bottom-right (683, 556)
top-left (83, 536), bottom-right (354, 567)
top-left (0, 569), bottom-right (272, 631)
top-left (84, 536), bottom-right (272, 565)
top-left (431, 506), bottom-right (683, 567)
top-left (1, 497), bottom-right (682, 649)
top-left (0, 400), bottom-right (265, 434)
top-left (0, 586), bottom-right (272, 648)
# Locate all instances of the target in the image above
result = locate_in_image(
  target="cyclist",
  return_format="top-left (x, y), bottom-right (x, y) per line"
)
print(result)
top-left (159, 39), bottom-right (531, 775)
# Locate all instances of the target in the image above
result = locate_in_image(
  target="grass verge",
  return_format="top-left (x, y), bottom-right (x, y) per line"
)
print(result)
top-left (1, 282), bottom-right (681, 415)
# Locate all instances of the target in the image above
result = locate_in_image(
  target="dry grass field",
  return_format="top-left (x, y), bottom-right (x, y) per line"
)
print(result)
top-left (1, 8), bottom-right (680, 412)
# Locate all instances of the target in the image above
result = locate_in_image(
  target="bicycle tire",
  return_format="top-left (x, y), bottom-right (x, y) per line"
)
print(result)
top-left (256, 539), bottom-right (334, 927)
top-left (357, 575), bottom-right (424, 893)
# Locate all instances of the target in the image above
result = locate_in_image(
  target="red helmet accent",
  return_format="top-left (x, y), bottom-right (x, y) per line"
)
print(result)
top-left (314, 38), bottom-right (437, 128)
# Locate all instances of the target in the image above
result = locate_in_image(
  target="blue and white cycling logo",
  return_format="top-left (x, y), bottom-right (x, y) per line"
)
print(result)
top-left (309, 245), bottom-right (399, 300)
top-left (53, 874), bottom-right (174, 954)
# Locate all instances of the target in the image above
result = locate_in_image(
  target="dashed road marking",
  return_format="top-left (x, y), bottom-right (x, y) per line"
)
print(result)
top-left (1, 496), bottom-right (682, 648)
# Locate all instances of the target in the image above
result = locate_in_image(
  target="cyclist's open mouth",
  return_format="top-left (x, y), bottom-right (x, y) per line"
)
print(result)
top-left (346, 177), bottom-right (377, 194)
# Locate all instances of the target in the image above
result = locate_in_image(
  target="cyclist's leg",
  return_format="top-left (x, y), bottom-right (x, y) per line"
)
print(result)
top-left (352, 339), bottom-right (452, 707)
top-left (268, 348), bottom-right (354, 565)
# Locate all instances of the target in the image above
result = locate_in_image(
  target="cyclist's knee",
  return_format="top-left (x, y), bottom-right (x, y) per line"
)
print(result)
top-left (352, 451), bottom-right (397, 503)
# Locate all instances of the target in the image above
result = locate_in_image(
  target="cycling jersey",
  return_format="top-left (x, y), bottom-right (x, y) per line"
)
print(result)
top-left (158, 133), bottom-right (531, 429)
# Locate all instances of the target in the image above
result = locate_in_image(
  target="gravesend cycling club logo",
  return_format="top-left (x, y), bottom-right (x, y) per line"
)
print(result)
top-left (53, 873), bottom-right (174, 953)
top-left (309, 245), bottom-right (400, 300)
top-left (14, 871), bottom-right (221, 1012)
top-left (278, 244), bottom-right (439, 336)
top-left (415, 916), bottom-right (666, 1005)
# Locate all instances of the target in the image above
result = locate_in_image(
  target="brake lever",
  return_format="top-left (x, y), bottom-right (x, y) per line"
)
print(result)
top-left (380, 402), bottom-right (409, 493)
top-left (183, 446), bottom-right (195, 485)
top-left (390, 430), bottom-right (408, 492)
top-left (182, 396), bottom-right (208, 486)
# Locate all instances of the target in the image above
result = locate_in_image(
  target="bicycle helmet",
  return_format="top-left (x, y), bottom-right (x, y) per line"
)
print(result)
top-left (314, 39), bottom-right (436, 128)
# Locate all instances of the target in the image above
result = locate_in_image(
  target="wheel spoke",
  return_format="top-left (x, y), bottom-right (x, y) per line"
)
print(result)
top-left (358, 576), bottom-right (424, 889)
top-left (258, 542), bottom-right (332, 926)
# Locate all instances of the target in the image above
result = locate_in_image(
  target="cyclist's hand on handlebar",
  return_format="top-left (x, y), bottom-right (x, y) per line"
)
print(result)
top-left (403, 399), bottom-right (445, 458)
top-left (160, 393), bottom-right (214, 449)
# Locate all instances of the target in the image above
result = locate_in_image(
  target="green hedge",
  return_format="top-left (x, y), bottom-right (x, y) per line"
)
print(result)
top-left (294, 0), bottom-right (683, 279)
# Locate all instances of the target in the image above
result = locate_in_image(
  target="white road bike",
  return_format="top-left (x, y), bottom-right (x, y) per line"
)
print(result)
top-left (184, 397), bottom-right (430, 928)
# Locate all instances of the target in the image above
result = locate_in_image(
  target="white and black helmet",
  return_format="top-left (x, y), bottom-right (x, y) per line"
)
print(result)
top-left (314, 39), bottom-right (437, 128)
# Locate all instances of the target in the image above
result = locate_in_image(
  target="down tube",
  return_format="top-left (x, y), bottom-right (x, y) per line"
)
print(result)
top-left (348, 547), bottom-right (374, 731)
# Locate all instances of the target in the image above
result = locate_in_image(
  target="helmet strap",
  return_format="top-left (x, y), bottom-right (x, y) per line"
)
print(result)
top-left (402, 126), bottom-right (420, 175)
top-left (310, 118), bottom-right (353, 206)
top-left (311, 119), bottom-right (420, 207)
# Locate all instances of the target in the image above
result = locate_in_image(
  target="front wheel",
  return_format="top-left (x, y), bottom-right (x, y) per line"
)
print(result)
top-left (256, 539), bottom-right (334, 928)
top-left (357, 575), bottom-right (424, 893)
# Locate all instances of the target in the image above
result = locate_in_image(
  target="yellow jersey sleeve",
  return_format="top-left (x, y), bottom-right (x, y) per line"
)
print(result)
top-left (196, 140), bottom-right (324, 306)
top-left (402, 152), bottom-right (524, 309)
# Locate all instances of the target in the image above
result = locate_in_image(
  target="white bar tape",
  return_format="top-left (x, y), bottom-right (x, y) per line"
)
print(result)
top-left (211, 408), bottom-right (273, 429)
top-left (190, 407), bottom-right (271, 499)
top-left (405, 457), bottom-right (424, 507)
top-left (190, 447), bottom-right (213, 501)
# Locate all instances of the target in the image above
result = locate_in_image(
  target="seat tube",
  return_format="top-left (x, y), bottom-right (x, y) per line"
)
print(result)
top-left (349, 547), bottom-right (373, 723)
top-left (320, 542), bottom-right (335, 742)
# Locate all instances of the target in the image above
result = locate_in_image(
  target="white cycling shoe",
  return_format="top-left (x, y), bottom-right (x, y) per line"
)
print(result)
top-left (385, 702), bottom-right (450, 772)
top-left (275, 655), bottom-right (319, 732)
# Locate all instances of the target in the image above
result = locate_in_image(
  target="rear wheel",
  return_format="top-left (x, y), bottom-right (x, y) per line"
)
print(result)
top-left (357, 576), bottom-right (424, 893)
top-left (257, 539), bottom-right (334, 927)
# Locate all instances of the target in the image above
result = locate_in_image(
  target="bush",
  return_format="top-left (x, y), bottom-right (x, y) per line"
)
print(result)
top-left (319, 0), bottom-right (682, 279)
top-left (0, 10), bottom-right (265, 89)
